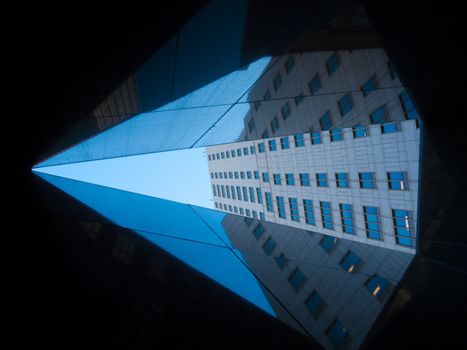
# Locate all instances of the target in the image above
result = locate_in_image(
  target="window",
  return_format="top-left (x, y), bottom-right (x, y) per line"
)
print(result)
top-left (340, 204), bottom-right (355, 234)
top-left (265, 192), bottom-right (273, 212)
top-left (268, 139), bottom-right (277, 151)
top-left (276, 196), bottom-right (286, 219)
top-left (253, 223), bottom-right (264, 239)
top-left (260, 212), bottom-right (265, 220)
top-left (249, 187), bottom-right (255, 203)
top-left (229, 172), bottom-right (233, 179)
top-left (221, 185), bottom-right (225, 197)
top-left (353, 125), bottom-right (367, 138)
top-left (228, 205), bottom-right (232, 212)
top-left (294, 94), bottom-right (304, 106)
top-left (226, 186), bottom-right (231, 199)
top-left (361, 75), bottom-right (378, 96)
top-left (339, 250), bottom-right (361, 272)
top-left (263, 237), bottom-right (277, 255)
top-left (234, 206), bottom-right (238, 213)
top-left (221, 152), bottom-right (225, 159)
top-left (237, 148), bottom-right (242, 157)
top-left (364, 206), bottom-right (382, 239)
top-left (226, 151), bottom-right (230, 158)
top-left (239, 207), bottom-right (244, 215)
top-left (256, 188), bottom-right (262, 204)
top-left (275, 253), bottom-right (288, 269)
top-left (223, 204), bottom-right (227, 210)
top-left (381, 122), bottom-right (400, 134)
top-left (262, 172), bottom-right (269, 183)
top-left (240, 171), bottom-right (245, 179)
top-left (250, 145), bottom-right (256, 154)
top-left (210, 172), bottom-right (214, 179)
top-left (248, 118), bottom-right (255, 133)
top-left (365, 275), bottom-right (390, 300)
top-left (215, 172), bottom-right (218, 179)
top-left (231, 150), bottom-right (236, 157)
top-left (316, 173), bottom-right (328, 187)
top-left (247, 171), bottom-right (252, 179)
top-left (281, 102), bottom-right (291, 120)
top-left (289, 197), bottom-right (299, 222)
top-left (252, 210), bottom-right (257, 219)
top-left (320, 201), bottom-right (333, 229)
top-left (236, 186), bottom-right (242, 201)
top-left (242, 187), bottom-right (249, 202)
top-left (258, 143), bottom-right (265, 153)
top-left (359, 172), bottom-right (376, 189)
top-left (294, 134), bottom-right (304, 147)
top-left (399, 91), bottom-right (418, 119)
top-left (305, 291), bottom-right (326, 318)
top-left (261, 129), bottom-right (269, 139)
top-left (254, 171), bottom-right (259, 179)
top-left (335, 173), bottom-right (349, 188)
top-left (245, 209), bottom-right (251, 217)
top-left (244, 217), bottom-right (253, 227)
top-left (311, 131), bottom-right (322, 144)
top-left (243, 147), bottom-right (249, 156)
top-left (387, 171), bottom-right (409, 190)
top-left (216, 153), bottom-right (219, 160)
top-left (214, 202), bottom-right (218, 208)
top-left (326, 319), bottom-right (350, 349)
top-left (320, 111), bottom-right (332, 130)
top-left (273, 72), bottom-right (282, 91)
top-left (231, 186), bottom-right (236, 200)
top-left (273, 174), bottom-right (281, 185)
top-left (286, 173), bottom-right (294, 186)
top-left (393, 209), bottom-right (413, 246)
top-left (299, 173), bottom-right (310, 186)
top-left (270, 116), bottom-right (280, 134)
top-left (326, 52), bottom-right (341, 76)
top-left (216, 185), bottom-right (220, 196)
top-left (338, 94), bottom-right (353, 116)
top-left (285, 55), bottom-right (295, 74)
top-left (330, 128), bottom-right (342, 142)
top-left (234, 171), bottom-right (239, 179)
top-left (263, 89), bottom-right (271, 101)
top-left (288, 268), bottom-right (307, 291)
top-left (212, 184), bottom-right (217, 197)
top-left (208, 155), bottom-right (211, 161)
top-left (224, 172), bottom-right (228, 179)
top-left (303, 199), bottom-right (315, 225)
top-left (219, 172), bottom-right (223, 179)
top-left (308, 73), bottom-right (321, 94)
top-left (280, 136), bottom-right (289, 149)
top-left (253, 100), bottom-right (262, 112)
top-left (319, 235), bottom-right (338, 253)
top-left (370, 105), bottom-right (387, 124)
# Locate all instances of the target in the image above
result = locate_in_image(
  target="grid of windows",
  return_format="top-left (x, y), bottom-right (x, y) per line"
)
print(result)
top-left (280, 136), bottom-right (289, 149)
top-left (363, 206), bottom-right (382, 240)
top-left (340, 204), bottom-right (355, 234)
top-left (316, 173), bottom-right (328, 187)
top-left (335, 172), bottom-right (349, 188)
top-left (299, 173), bottom-right (310, 186)
top-left (359, 172), bottom-right (376, 189)
top-left (303, 199), bottom-right (315, 225)
top-left (320, 201), bottom-right (333, 229)
top-left (273, 174), bottom-right (281, 185)
top-left (387, 171), bottom-right (408, 190)
top-left (276, 196), bottom-right (286, 219)
top-left (338, 94), bottom-right (353, 116)
top-left (289, 197), bottom-right (299, 222)
top-left (393, 209), bottom-right (413, 246)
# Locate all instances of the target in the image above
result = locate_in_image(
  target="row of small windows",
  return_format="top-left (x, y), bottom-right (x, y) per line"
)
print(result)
top-left (214, 202), bottom-right (265, 220)
top-left (212, 171), bottom-right (410, 191)
top-left (207, 145), bottom-right (257, 161)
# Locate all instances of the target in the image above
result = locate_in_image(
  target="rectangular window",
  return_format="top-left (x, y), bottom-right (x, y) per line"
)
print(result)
top-left (221, 185), bottom-right (225, 197)
top-left (258, 143), bottom-right (265, 153)
top-left (387, 171), bottom-right (409, 190)
top-left (247, 171), bottom-right (252, 179)
top-left (256, 188), bottom-right (262, 204)
top-left (214, 202), bottom-right (218, 208)
top-left (216, 185), bottom-right (220, 196)
top-left (339, 250), bottom-right (361, 272)
top-left (303, 199), bottom-right (315, 225)
top-left (359, 172), bottom-right (376, 189)
top-left (305, 291), bottom-right (326, 318)
top-left (399, 91), bottom-right (418, 119)
top-left (234, 171), bottom-right (238, 179)
top-left (280, 136), bottom-right (289, 149)
top-left (276, 196), bottom-right (286, 219)
top-left (353, 125), bottom-right (368, 138)
top-left (254, 171), bottom-right (259, 179)
top-left (361, 75), bottom-right (378, 97)
top-left (393, 209), bottom-right (413, 246)
top-left (243, 147), bottom-right (249, 156)
top-left (215, 172), bottom-right (218, 179)
top-left (219, 172), bottom-right (223, 179)
top-left (335, 173), bottom-right (349, 188)
top-left (338, 94), bottom-right (353, 116)
top-left (263, 237), bottom-right (277, 255)
top-left (208, 155), bottom-right (211, 161)
top-left (265, 192), bottom-right (273, 212)
top-left (231, 185), bottom-right (236, 200)
top-left (260, 212), bottom-right (265, 220)
top-left (262, 172), bottom-right (269, 183)
top-left (370, 105), bottom-right (387, 124)
top-left (363, 206), bottom-right (382, 239)
top-left (294, 134), bottom-right (304, 147)
top-left (245, 209), bottom-right (251, 217)
top-left (340, 204), bottom-right (355, 234)
top-left (330, 128), bottom-right (342, 142)
top-left (250, 145), bottom-right (256, 154)
top-left (319, 235), bottom-right (338, 253)
top-left (286, 173), bottom-right (295, 186)
top-left (320, 201), bottom-right (333, 229)
top-left (285, 55), bottom-right (295, 74)
top-left (240, 171), bottom-right (245, 179)
top-left (249, 187), bottom-right (255, 203)
top-left (237, 148), bottom-right (242, 157)
top-left (316, 173), bottom-right (328, 187)
top-left (288, 268), bottom-right (307, 291)
top-left (326, 319), bottom-right (350, 349)
top-left (308, 73), bottom-right (321, 94)
top-left (210, 172), bottom-right (214, 179)
top-left (229, 172), bottom-right (233, 179)
top-left (226, 186), bottom-right (231, 199)
top-left (281, 102), bottom-right (291, 120)
top-left (365, 275), bottom-right (390, 300)
top-left (239, 207), bottom-right (244, 215)
top-left (326, 52), bottom-right (341, 76)
top-left (270, 116), bottom-right (280, 134)
top-left (234, 206), bottom-right (238, 213)
top-left (268, 139), bottom-right (277, 151)
top-left (216, 153), bottom-right (219, 160)
top-left (212, 184), bottom-right (217, 197)
top-left (311, 131), bottom-right (322, 144)
top-left (252, 210), bottom-right (257, 219)
top-left (289, 197), bottom-right (299, 222)
top-left (221, 152), bottom-right (225, 159)
top-left (236, 186), bottom-right (242, 201)
top-left (242, 187), bottom-right (249, 202)
top-left (299, 173), bottom-right (310, 186)
top-left (381, 122), bottom-right (400, 134)
top-left (273, 173), bottom-right (281, 185)
top-left (275, 253), bottom-right (288, 269)
top-left (231, 150), bottom-right (236, 157)
top-left (226, 151), bottom-right (230, 158)
top-left (273, 72), bottom-right (282, 91)
top-left (320, 111), bottom-right (333, 130)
